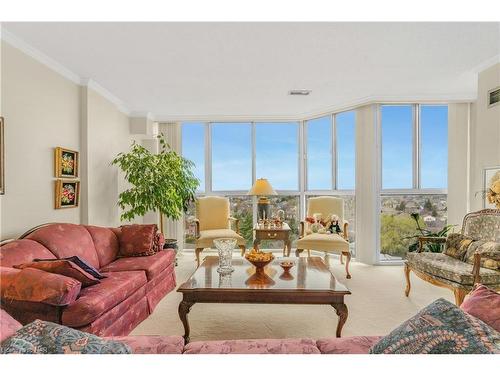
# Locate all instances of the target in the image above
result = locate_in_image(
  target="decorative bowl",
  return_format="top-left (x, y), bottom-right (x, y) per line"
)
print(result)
top-left (279, 260), bottom-right (295, 272)
top-left (245, 253), bottom-right (275, 271)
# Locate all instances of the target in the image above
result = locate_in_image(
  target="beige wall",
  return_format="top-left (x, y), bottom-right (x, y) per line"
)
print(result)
top-left (469, 63), bottom-right (500, 211)
top-left (0, 42), bottom-right (81, 239)
top-left (0, 42), bottom-right (136, 239)
top-left (82, 87), bottom-right (133, 227)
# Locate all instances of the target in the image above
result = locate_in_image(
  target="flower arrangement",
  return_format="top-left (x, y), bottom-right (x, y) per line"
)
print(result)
top-left (486, 171), bottom-right (500, 209)
top-left (61, 184), bottom-right (76, 204)
top-left (61, 154), bottom-right (75, 174)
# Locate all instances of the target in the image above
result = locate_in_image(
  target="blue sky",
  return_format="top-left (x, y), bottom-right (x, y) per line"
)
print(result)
top-left (382, 105), bottom-right (447, 189)
top-left (182, 106), bottom-right (447, 192)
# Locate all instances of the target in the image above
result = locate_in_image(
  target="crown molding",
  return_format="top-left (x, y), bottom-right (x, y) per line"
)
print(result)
top-left (1, 27), bottom-right (132, 117)
top-left (83, 79), bottom-right (131, 116)
top-left (152, 93), bottom-right (476, 123)
top-left (1, 28), bottom-right (81, 84)
top-left (470, 54), bottom-right (500, 75)
top-left (129, 111), bottom-right (156, 121)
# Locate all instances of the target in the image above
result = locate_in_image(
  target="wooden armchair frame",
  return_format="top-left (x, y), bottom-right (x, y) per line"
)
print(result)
top-left (190, 216), bottom-right (246, 266)
top-left (405, 209), bottom-right (500, 305)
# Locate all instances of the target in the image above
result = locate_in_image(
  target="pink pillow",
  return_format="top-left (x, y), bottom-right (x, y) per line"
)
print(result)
top-left (0, 266), bottom-right (81, 306)
top-left (460, 284), bottom-right (500, 331)
top-left (119, 224), bottom-right (162, 257)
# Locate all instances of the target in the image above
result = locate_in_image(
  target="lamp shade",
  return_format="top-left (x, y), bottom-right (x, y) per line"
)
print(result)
top-left (248, 178), bottom-right (277, 196)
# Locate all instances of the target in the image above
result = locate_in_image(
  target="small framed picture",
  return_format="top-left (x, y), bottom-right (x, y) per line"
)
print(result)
top-left (483, 166), bottom-right (500, 209)
top-left (0, 117), bottom-right (4, 195)
top-left (55, 179), bottom-right (80, 209)
top-left (54, 147), bottom-right (79, 178)
top-left (488, 86), bottom-right (500, 108)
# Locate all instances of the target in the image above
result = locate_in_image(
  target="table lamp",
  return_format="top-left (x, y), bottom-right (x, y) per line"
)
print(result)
top-left (248, 178), bottom-right (277, 220)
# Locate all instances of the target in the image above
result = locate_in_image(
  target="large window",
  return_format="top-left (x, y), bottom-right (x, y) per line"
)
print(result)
top-left (380, 104), bottom-right (448, 261)
top-left (181, 123), bottom-right (205, 192)
top-left (381, 105), bottom-right (413, 189)
top-left (336, 111), bottom-right (356, 190)
top-left (420, 105), bottom-right (448, 189)
top-left (256, 122), bottom-right (299, 190)
top-left (306, 116), bottom-right (332, 190)
top-left (211, 123), bottom-right (252, 191)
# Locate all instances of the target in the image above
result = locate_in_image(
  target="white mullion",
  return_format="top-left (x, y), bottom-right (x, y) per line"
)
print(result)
top-left (332, 113), bottom-right (337, 190)
top-left (251, 122), bottom-right (257, 228)
top-left (300, 120), bottom-right (307, 220)
top-left (205, 122), bottom-right (212, 194)
top-left (413, 104), bottom-right (420, 189)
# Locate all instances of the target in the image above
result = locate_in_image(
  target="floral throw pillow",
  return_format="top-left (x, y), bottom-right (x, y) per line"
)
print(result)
top-left (444, 233), bottom-right (474, 260)
top-left (0, 320), bottom-right (131, 354)
top-left (463, 240), bottom-right (500, 271)
top-left (119, 224), bottom-right (162, 257)
top-left (370, 298), bottom-right (500, 354)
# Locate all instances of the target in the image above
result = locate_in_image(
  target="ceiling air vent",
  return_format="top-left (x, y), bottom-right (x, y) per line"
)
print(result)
top-left (288, 89), bottom-right (311, 96)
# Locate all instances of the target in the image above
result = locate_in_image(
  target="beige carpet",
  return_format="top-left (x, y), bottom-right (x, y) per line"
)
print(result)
top-left (131, 250), bottom-right (452, 342)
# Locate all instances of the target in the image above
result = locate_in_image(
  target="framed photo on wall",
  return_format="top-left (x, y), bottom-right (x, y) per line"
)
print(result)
top-left (54, 147), bottom-right (79, 178)
top-left (55, 179), bottom-right (80, 209)
top-left (483, 166), bottom-right (500, 209)
top-left (0, 117), bottom-right (4, 195)
top-left (488, 86), bottom-right (500, 108)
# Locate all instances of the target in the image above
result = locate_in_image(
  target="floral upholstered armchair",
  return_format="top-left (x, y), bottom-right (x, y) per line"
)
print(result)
top-left (404, 209), bottom-right (500, 305)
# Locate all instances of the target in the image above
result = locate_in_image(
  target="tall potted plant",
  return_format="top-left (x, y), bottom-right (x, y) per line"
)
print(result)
top-left (112, 134), bottom-right (199, 245)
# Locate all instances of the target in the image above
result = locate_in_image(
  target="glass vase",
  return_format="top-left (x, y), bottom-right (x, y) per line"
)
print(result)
top-left (213, 238), bottom-right (237, 273)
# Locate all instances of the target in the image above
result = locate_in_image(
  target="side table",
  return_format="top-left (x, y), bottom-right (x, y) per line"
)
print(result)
top-left (253, 223), bottom-right (292, 257)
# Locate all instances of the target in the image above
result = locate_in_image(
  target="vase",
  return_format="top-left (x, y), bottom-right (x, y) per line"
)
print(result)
top-left (214, 238), bottom-right (237, 273)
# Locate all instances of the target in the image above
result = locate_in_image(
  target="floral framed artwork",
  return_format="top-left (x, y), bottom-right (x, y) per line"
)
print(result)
top-left (483, 166), bottom-right (500, 209)
top-left (55, 180), bottom-right (80, 209)
top-left (54, 147), bottom-right (79, 178)
top-left (0, 117), bottom-right (4, 195)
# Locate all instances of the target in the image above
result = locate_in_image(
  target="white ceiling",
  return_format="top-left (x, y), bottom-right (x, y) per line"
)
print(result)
top-left (3, 22), bottom-right (500, 120)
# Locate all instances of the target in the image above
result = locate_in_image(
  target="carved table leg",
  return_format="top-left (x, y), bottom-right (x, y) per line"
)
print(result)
top-left (286, 240), bottom-right (292, 257)
top-left (331, 303), bottom-right (348, 338)
top-left (178, 300), bottom-right (195, 344)
top-left (404, 263), bottom-right (411, 297)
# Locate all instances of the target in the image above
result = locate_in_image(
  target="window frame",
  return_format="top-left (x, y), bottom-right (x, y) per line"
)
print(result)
top-left (377, 103), bottom-right (449, 263)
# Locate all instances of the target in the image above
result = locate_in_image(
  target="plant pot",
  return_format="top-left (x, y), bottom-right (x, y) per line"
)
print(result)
top-left (163, 238), bottom-right (178, 251)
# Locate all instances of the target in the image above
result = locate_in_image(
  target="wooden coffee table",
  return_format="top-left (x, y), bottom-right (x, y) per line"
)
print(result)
top-left (177, 256), bottom-right (351, 343)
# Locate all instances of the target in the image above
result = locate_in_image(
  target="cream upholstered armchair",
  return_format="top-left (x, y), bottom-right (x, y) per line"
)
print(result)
top-left (192, 196), bottom-right (246, 266)
top-left (296, 196), bottom-right (352, 278)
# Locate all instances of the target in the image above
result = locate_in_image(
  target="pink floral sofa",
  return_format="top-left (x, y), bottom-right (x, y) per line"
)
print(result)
top-left (0, 309), bottom-right (380, 354)
top-left (0, 223), bottom-right (176, 337)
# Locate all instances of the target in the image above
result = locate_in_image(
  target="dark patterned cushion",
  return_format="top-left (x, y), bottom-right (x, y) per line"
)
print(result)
top-left (15, 260), bottom-right (100, 287)
top-left (464, 240), bottom-right (500, 271)
top-left (370, 299), bottom-right (500, 354)
top-left (444, 233), bottom-right (474, 260)
top-left (119, 224), bottom-right (159, 257)
top-left (0, 320), bottom-right (131, 354)
top-left (34, 256), bottom-right (107, 279)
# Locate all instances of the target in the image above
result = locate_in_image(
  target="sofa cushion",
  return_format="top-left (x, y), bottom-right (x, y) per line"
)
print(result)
top-left (110, 335), bottom-right (184, 354)
top-left (14, 259), bottom-right (100, 287)
top-left (0, 320), bottom-right (131, 354)
top-left (1, 266), bottom-right (81, 306)
top-left (183, 338), bottom-right (321, 354)
top-left (296, 233), bottom-right (349, 252)
top-left (464, 240), bottom-right (500, 271)
top-left (370, 298), bottom-right (500, 354)
top-left (0, 239), bottom-right (56, 268)
top-left (460, 284), bottom-right (500, 331)
top-left (0, 309), bottom-right (22, 343)
top-left (316, 336), bottom-right (383, 354)
top-left (26, 224), bottom-right (100, 269)
top-left (406, 252), bottom-right (500, 286)
top-left (62, 271), bottom-right (147, 327)
top-left (100, 250), bottom-right (175, 281)
top-left (84, 226), bottom-right (120, 268)
top-left (444, 233), bottom-right (474, 260)
top-left (119, 224), bottom-right (159, 257)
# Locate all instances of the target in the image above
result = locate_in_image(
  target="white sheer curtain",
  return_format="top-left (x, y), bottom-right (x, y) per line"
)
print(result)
top-left (157, 122), bottom-right (184, 250)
